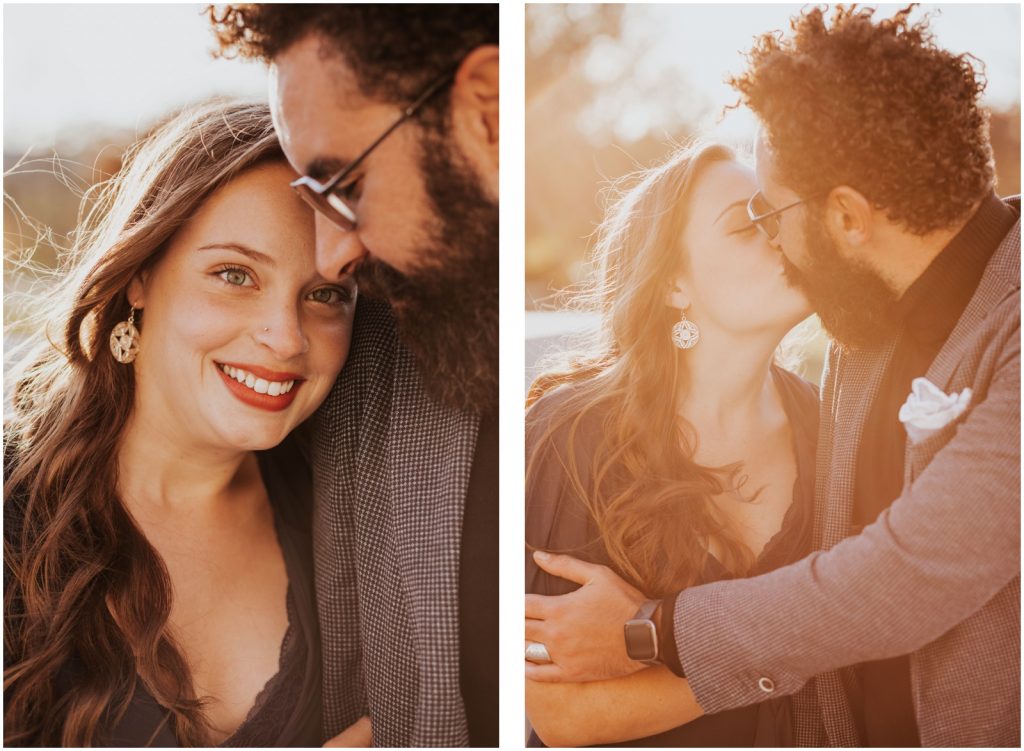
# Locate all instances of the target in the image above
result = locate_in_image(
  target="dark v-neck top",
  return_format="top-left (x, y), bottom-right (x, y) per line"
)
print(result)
top-left (525, 365), bottom-right (819, 747)
top-left (4, 437), bottom-right (322, 747)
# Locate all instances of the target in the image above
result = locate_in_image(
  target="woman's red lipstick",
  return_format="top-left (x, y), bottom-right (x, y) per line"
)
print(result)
top-left (215, 362), bottom-right (304, 412)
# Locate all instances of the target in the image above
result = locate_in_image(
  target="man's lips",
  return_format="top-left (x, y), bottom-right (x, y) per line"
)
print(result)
top-left (215, 361), bottom-right (305, 412)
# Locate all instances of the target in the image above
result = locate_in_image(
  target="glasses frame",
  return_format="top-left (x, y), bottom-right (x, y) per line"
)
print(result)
top-left (290, 66), bottom-right (456, 231)
top-left (746, 190), bottom-right (815, 241)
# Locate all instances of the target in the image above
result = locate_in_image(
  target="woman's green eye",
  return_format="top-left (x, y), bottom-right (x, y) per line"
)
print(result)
top-left (220, 268), bottom-right (250, 286)
top-left (309, 286), bottom-right (350, 304)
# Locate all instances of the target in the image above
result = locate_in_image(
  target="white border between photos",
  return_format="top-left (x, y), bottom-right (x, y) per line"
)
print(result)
top-left (498, 0), bottom-right (527, 748)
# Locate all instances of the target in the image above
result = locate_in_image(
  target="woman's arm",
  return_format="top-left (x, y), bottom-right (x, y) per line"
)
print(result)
top-left (526, 666), bottom-right (703, 747)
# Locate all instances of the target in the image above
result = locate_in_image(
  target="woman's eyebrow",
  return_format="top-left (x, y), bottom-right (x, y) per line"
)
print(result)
top-left (197, 242), bottom-right (276, 267)
top-left (714, 200), bottom-right (748, 226)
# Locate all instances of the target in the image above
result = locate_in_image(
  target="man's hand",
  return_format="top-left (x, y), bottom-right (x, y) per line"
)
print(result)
top-left (525, 550), bottom-right (648, 683)
top-left (323, 716), bottom-right (372, 747)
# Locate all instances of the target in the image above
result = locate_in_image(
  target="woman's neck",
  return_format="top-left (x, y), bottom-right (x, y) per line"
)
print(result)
top-left (116, 408), bottom-right (258, 514)
top-left (676, 329), bottom-right (782, 438)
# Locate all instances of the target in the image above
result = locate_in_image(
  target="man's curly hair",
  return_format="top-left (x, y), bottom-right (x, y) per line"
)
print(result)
top-left (208, 4), bottom-right (497, 126)
top-left (730, 4), bottom-right (995, 234)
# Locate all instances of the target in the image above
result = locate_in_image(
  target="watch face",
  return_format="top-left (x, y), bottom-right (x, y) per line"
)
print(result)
top-left (624, 619), bottom-right (658, 662)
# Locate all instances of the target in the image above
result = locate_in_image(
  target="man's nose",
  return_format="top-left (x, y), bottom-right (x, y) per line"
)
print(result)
top-left (315, 213), bottom-right (367, 280)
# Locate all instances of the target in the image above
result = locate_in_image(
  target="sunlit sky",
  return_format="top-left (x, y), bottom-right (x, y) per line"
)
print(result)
top-left (3, 3), bottom-right (268, 152)
top-left (576, 3), bottom-right (1021, 145)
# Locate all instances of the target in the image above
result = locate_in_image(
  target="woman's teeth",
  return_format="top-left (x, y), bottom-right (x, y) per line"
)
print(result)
top-left (219, 364), bottom-right (295, 395)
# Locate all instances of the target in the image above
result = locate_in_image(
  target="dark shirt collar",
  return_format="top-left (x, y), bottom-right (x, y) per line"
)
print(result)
top-left (896, 192), bottom-right (1018, 346)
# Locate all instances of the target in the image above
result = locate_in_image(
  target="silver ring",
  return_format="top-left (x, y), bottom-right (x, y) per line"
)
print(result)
top-left (525, 641), bottom-right (552, 664)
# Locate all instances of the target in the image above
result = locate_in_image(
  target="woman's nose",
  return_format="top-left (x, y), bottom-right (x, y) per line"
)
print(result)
top-left (254, 304), bottom-right (309, 360)
top-left (315, 212), bottom-right (368, 281)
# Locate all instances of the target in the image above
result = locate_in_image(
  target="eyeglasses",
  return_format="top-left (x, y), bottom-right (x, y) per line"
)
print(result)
top-left (746, 190), bottom-right (813, 241)
top-left (290, 67), bottom-right (455, 232)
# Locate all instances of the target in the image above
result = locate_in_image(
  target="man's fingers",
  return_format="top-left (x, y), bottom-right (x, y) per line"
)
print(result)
top-left (525, 661), bottom-right (569, 683)
top-left (524, 617), bottom-right (547, 643)
top-left (533, 550), bottom-right (604, 585)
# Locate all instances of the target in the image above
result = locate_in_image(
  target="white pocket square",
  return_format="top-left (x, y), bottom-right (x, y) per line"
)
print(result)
top-left (898, 377), bottom-right (972, 445)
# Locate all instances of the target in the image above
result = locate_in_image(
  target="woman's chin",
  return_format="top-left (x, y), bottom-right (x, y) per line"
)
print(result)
top-left (210, 421), bottom-right (293, 453)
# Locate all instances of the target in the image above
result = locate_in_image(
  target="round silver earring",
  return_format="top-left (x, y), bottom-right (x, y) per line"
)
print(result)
top-left (671, 311), bottom-right (700, 350)
top-left (110, 306), bottom-right (140, 364)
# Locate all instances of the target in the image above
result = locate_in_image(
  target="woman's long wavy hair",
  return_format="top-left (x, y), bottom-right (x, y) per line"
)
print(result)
top-left (527, 142), bottom-right (766, 598)
top-left (4, 100), bottom-right (283, 746)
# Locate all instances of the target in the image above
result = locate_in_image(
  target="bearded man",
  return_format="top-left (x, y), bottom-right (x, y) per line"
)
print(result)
top-left (526, 6), bottom-right (1019, 747)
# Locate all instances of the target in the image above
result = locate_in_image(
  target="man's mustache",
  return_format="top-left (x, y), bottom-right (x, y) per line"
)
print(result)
top-left (779, 252), bottom-right (806, 290)
top-left (356, 256), bottom-right (416, 300)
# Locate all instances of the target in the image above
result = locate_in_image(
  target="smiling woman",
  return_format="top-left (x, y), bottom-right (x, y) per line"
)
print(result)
top-left (3, 101), bottom-right (353, 746)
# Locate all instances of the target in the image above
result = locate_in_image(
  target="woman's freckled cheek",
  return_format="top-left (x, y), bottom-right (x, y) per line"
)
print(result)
top-left (164, 289), bottom-right (251, 371)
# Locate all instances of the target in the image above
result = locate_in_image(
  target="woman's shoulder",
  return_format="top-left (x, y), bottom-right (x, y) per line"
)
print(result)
top-left (526, 380), bottom-right (608, 449)
top-left (525, 381), bottom-right (611, 595)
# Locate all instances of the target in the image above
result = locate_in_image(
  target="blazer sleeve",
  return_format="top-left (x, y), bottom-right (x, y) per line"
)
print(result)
top-left (672, 311), bottom-right (1021, 714)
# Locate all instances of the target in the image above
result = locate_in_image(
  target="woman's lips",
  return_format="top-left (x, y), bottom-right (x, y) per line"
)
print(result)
top-left (215, 362), bottom-right (304, 412)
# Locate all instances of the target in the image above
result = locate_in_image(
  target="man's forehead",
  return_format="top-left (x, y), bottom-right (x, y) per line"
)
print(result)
top-left (277, 32), bottom-right (365, 108)
top-left (753, 133), bottom-right (789, 197)
top-left (270, 35), bottom-right (379, 177)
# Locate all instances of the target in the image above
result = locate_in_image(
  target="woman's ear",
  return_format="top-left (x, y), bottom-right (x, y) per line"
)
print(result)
top-left (665, 276), bottom-right (691, 311)
top-left (126, 272), bottom-right (147, 309)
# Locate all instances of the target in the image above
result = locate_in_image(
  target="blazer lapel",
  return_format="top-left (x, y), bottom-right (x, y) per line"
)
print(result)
top-left (902, 216), bottom-right (1021, 485)
top-left (922, 221), bottom-right (1020, 393)
top-left (818, 337), bottom-right (898, 549)
top-left (388, 342), bottom-right (479, 745)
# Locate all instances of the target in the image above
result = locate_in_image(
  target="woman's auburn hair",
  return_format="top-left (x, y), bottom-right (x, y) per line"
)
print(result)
top-left (527, 142), bottom-right (762, 599)
top-left (4, 100), bottom-right (283, 746)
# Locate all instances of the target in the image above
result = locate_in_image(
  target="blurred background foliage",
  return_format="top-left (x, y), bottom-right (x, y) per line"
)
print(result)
top-left (4, 3), bottom-right (266, 356)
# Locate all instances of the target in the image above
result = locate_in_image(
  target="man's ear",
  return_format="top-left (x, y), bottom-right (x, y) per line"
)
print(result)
top-left (824, 186), bottom-right (873, 248)
top-left (449, 45), bottom-right (498, 187)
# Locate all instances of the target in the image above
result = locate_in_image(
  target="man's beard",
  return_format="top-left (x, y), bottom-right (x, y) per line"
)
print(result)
top-left (780, 212), bottom-right (900, 351)
top-left (355, 132), bottom-right (498, 414)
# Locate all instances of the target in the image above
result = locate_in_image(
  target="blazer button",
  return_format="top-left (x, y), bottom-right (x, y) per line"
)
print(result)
top-left (758, 677), bottom-right (776, 693)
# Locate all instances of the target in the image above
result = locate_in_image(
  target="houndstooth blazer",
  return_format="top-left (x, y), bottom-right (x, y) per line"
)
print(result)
top-left (310, 296), bottom-right (480, 747)
top-left (673, 199), bottom-right (1021, 747)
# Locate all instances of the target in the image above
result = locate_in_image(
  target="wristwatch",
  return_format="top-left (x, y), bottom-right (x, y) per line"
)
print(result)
top-left (624, 598), bottom-right (663, 665)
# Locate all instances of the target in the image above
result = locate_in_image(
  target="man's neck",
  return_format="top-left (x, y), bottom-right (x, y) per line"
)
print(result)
top-left (871, 199), bottom-right (983, 298)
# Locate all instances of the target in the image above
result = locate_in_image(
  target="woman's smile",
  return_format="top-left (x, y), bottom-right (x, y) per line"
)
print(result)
top-left (215, 361), bottom-right (305, 412)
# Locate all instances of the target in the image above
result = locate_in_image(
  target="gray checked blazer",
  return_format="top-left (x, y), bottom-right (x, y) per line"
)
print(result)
top-left (672, 199), bottom-right (1021, 747)
top-left (310, 296), bottom-right (480, 747)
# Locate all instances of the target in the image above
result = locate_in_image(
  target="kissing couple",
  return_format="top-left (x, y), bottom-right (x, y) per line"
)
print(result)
top-left (525, 5), bottom-right (1019, 747)
top-left (5, 5), bottom-right (498, 747)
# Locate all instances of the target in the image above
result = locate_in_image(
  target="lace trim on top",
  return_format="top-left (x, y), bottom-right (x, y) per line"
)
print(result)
top-left (219, 585), bottom-right (305, 747)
